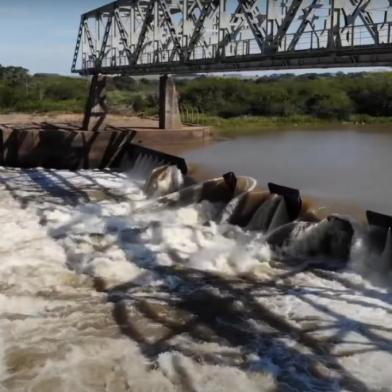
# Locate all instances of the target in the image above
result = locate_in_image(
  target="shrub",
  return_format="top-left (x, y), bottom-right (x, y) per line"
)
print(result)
top-left (306, 90), bottom-right (353, 120)
top-left (133, 95), bottom-right (146, 113)
top-left (44, 82), bottom-right (78, 101)
top-left (0, 86), bottom-right (19, 108)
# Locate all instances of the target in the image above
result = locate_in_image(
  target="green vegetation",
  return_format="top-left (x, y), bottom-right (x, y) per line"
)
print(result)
top-left (178, 73), bottom-right (392, 120)
top-left (1, 64), bottom-right (392, 134)
top-left (106, 76), bottom-right (158, 115)
top-left (0, 65), bottom-right (159, 115)
top-left (177, 73), bottom-right (392, 133)
top-left (0, 66), bottom-right (88, 112)
top-left (188, 114), bottom-right (331, 134)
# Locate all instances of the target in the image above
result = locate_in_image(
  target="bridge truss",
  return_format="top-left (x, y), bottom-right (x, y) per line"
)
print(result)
top-left (72, 0), bottom-right (392, 76)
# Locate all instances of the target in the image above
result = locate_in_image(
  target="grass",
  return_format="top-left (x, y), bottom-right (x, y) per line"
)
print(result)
top-left (0, 98), bottom-right (85, 114)
top-left (184, 114), bottom-right (392, 136)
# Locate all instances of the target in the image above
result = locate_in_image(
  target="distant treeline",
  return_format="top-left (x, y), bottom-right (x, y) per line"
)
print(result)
top-left (178, 73), bottom-right (392, 121)
top-left (0, 65), bottom-right (88, 112)
top-left (0, 65), bottom-right (160, 114)
top-left (1, 64), bottom-right (392, 123)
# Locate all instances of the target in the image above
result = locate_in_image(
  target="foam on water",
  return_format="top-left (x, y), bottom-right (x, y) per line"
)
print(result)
top-left (0, 333), bottom-right (6, 391)
top-left (1, 167), bottom-right (392, 391)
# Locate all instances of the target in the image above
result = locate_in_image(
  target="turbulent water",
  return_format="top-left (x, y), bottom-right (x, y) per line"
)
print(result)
top-left (1, 167), bottom-right (392, 391)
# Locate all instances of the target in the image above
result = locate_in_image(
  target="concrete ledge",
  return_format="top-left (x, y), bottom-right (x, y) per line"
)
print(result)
top-left (132, 127), bottom-right (212, 146)
top-left (0, 126), bottom-right (134, 170)
top-left (0, 119), bottom-right (211, 170)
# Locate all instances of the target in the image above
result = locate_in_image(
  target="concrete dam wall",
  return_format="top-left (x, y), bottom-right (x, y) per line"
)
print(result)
top-left (0, 124), bottom-right (188, 172)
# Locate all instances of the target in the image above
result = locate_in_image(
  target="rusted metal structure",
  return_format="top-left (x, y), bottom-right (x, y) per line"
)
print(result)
top-left (72, 0), bottom-right (392, 76)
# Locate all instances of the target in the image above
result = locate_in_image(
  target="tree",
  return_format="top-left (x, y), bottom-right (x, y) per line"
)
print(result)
top-left (0, 86), bottom-right (19, 108)
top-left (306, 90), bottom-right (353, 119)
top-left (44, 82), bottom-right (77, 101)
top-left (133, 95), bottom-right (146, 113)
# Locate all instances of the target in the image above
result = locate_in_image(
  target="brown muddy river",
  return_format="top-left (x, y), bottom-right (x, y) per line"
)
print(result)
top-left (1, 161), bottom-right (392, 391)
top-left (184, 127), bottom-right (392, 218)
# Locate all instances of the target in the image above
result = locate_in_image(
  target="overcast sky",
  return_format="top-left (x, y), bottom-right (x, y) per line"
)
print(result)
top-left (0, 0), bottom-right (387, 76)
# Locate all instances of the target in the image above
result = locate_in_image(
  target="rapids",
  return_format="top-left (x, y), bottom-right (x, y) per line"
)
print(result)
top-left (0, 167), bottom-right (392, 391)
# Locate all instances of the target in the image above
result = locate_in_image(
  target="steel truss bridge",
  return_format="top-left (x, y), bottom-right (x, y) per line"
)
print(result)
top-left (72, 0), bottom-right (392, 76)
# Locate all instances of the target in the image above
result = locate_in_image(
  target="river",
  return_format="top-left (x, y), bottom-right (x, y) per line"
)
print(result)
top-left (184, 127), bottom-right (392, 219)
top-left (1, 128), bottom-right (392, 391)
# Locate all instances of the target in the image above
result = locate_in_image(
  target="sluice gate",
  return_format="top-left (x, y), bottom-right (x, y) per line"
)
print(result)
top-left (144, 167), bottom-right (392, 272)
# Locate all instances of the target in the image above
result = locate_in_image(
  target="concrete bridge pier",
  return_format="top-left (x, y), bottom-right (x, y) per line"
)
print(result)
top-left (83, 74), bottom-right (182, 131)
top-left (159, 74), bottom-right (182, 130)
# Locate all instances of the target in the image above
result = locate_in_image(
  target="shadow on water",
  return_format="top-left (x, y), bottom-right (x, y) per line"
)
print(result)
top-left (2, 168), bottom-right (391, 391)
top-left (106, 262), bottom-right (375, 391)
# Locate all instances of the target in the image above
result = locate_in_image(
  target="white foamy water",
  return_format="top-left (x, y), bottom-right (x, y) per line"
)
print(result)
top-left (0, 167), bottom-right (392, 391)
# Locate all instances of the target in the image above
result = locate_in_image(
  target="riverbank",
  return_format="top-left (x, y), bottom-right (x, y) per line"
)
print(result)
top-left (194, 114), bottom-right (392, 137)
top-left (2, 112), bottom-right (392, 139)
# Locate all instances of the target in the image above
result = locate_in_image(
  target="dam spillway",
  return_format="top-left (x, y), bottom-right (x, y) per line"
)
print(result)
top-left (0, 161), bottom-right (392, 391)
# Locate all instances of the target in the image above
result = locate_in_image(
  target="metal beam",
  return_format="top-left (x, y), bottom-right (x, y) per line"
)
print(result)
top-left (185, 0), bottom-right (220, 60)
top-left (96, 13), bottom-right (114, 69)
top-left (266, 0), bottom-right (304, 53)
top-left (83, 21), bottom-right (96, 59)
top-left (287, 0), bottom-right (322, 51)
top-left (72, 17), bottom-right (84, 72)
top-left (79, 44), bottom-right (392, 75)
top-left (114, 9), bottom-right (133, 65)
top-left (239, 0), bottom-right (266, 52)
top-left (132, 0), bottom-right (156, 65)
top-left (348, 0), bottom-right (379, 44)
top-left (157, 0), bottom-right (184, 61)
